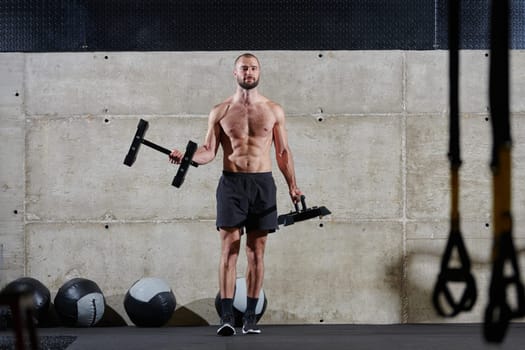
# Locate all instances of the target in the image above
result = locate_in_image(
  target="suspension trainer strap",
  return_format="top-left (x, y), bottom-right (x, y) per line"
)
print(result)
top-left (432, 0), bottom-right (477, 317)
top-left (484, 0), bottom-right (525, 343)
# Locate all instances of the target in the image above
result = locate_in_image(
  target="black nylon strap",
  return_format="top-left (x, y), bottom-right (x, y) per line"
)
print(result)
top-left (433, 0), bottom-right (477, 318)
top-left (484, 0), bottom-right (525, 343)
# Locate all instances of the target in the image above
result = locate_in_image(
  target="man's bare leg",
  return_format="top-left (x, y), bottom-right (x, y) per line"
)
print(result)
top-left (217, 227), bottom-right (241, 336)
top-left (243, 230), bottom-right (268, 334)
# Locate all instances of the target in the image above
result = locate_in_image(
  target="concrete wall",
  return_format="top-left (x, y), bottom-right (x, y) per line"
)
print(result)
top-left (1, 51), bottom-right (525, 325)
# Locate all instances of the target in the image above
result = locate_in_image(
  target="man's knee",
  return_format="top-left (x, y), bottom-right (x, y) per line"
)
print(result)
top-left (246, 240), bottom-right (266, 265)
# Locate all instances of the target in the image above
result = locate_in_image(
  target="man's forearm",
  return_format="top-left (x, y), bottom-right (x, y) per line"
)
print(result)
top-left (277, 149), bottom-right (298, 192)
top-left (193, 145), bottom-right (216, 165)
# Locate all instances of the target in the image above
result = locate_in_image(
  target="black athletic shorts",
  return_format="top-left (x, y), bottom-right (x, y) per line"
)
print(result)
top-left (216, 171), bottom-right (278, 233)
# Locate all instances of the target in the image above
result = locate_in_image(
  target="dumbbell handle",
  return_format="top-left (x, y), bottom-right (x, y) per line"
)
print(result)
top-left (141, 138), bottom-right (198, 167)
top-left (294, 195), bottom-right (307, 212)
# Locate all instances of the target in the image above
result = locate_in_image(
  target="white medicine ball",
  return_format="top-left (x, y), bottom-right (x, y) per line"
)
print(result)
top-left (124, 277), bottom-right (176, 327)
top-left (214, 277), bottom-right (268, 326)
top-left (54, 278), bottom-right (105, 327)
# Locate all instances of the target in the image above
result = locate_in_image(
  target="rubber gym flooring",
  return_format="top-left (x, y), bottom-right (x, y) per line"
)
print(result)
top-left (2, 323), bottom-right (525, 350)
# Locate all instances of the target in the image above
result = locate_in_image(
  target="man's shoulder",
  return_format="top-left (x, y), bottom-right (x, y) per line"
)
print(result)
top-left (213, 97), bottom-right (233, 110)
top-left (266, 99), bottom-right (282, 110)
top-left (264, 99), bottom-right (284, 119)
top-left (210, 99), bottom-right (233, 118)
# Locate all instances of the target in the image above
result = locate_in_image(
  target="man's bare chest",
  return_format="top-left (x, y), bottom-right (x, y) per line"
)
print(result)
top-left (221, 105), bottom-right (275, 138)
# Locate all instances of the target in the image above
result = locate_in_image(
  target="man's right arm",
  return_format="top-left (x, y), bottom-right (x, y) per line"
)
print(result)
top-left (192, 106), bottom-right (222, 165)
top-left (170, 105), bottom-right (223, 165)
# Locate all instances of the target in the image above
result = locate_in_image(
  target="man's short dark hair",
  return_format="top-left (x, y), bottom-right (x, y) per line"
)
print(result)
top-left (234, 53), bottom-right (260, 67)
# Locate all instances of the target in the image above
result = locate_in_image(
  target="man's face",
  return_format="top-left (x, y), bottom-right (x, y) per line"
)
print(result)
top-left (234, 57), bottom-right (260, 90)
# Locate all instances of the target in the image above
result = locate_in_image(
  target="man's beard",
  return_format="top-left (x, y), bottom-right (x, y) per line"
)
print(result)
top-left (237, 77), bottom-right (259, 90)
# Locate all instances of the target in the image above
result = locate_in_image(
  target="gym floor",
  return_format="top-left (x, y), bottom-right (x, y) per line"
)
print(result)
top-left (2, 323), bottom-right (525, 350)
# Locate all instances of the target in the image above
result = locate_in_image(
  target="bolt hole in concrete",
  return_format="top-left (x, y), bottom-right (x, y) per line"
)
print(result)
top-left (486, 223), bottom-right (490, 228)
top-left (104, 118), bottom-right (110, 124)
top-left (105, 55), bottom-right (109, 59)
top-left (105, 224), bottom-right (109, 229)
top-left (13, 210), bottom-right (18, 214)
top-left (318, 53), bottom-right (323, 58)
top-left (15, 92), bottom-right (19, 96)
top-left (319, 223), bottom-right (324, 228)
top-left (317, 117), bottom-right (324, 122)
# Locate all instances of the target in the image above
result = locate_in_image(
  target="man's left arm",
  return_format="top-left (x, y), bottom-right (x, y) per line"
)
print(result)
top-left (273, 104), bottom-right (303, 203)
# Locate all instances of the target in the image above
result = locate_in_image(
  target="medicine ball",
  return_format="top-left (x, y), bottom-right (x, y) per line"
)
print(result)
top-left (124, 277), bottom-right (176, 327)
top-left (214, 277), bottom-right (267, 327)
top-left (1, 277), bottom-right (51, 324)
top-left (54, 278), bottom-right (105, 327)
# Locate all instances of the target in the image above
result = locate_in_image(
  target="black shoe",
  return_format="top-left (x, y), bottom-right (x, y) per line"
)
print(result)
top-left (242, 313), bottom-right (261, 334)
top-left (217, 314), bottom-right (236, 336)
